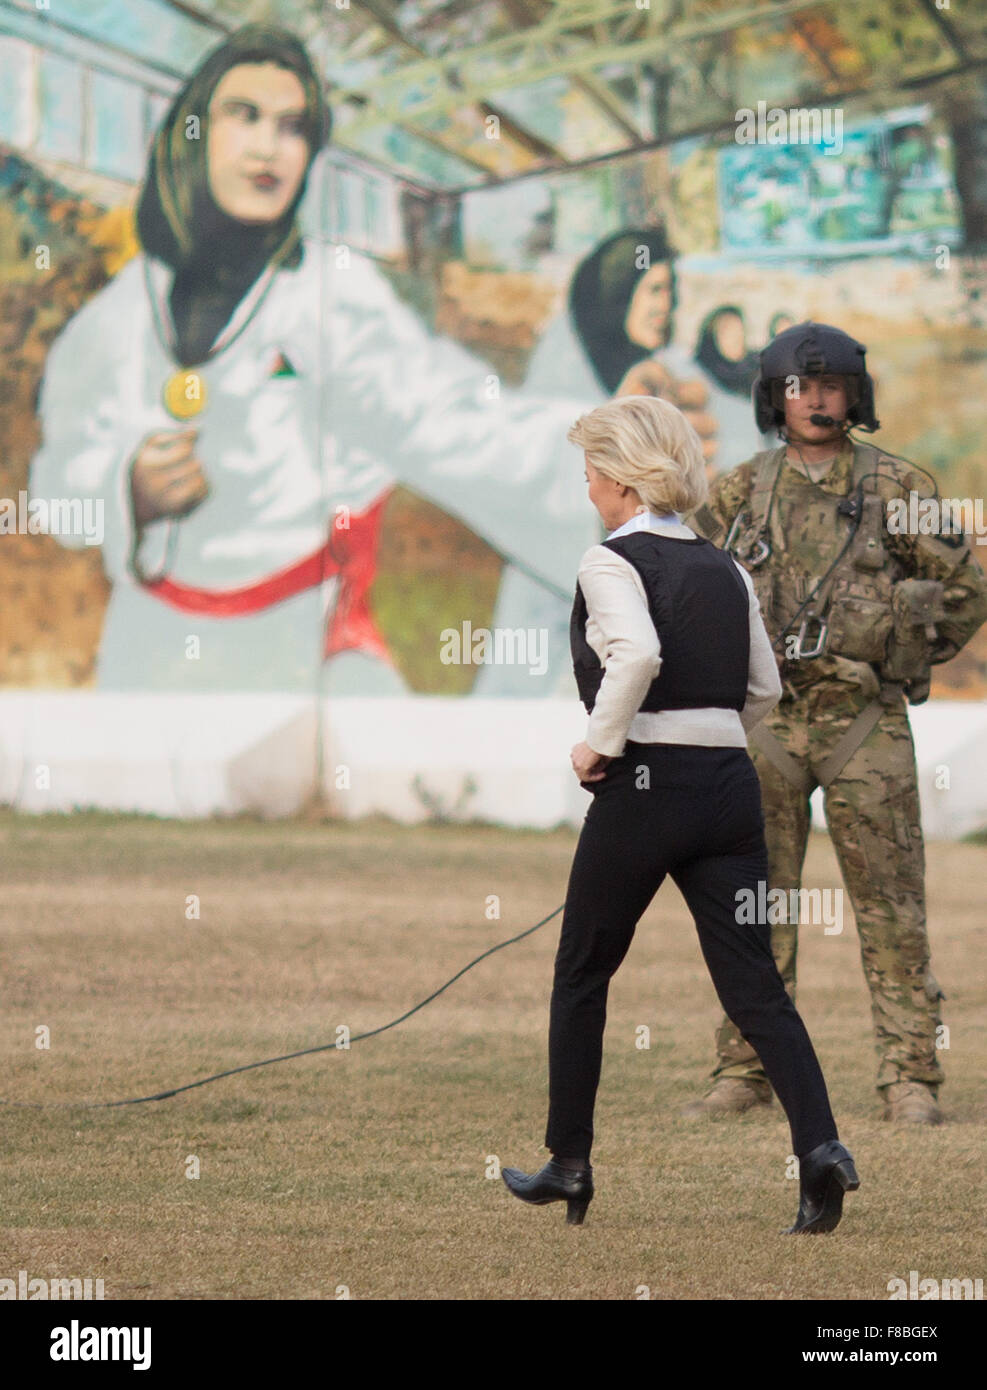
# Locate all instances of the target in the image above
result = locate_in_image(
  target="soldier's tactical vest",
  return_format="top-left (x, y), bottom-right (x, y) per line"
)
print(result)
top-left (570, 531), bottom-right (750, 714)
top-left (725, 443), bottom-right (905, 665)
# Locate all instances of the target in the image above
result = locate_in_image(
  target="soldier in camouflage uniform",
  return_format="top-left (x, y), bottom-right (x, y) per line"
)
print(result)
top-left (683, 322), bottom-right (987, 1125)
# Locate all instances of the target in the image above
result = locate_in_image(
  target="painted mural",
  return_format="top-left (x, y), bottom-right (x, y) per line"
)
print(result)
top-left (1, 9), bottom-right (984, 699)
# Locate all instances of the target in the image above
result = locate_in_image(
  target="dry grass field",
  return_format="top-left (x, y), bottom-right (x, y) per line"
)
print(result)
top-left (1, 809), bottom-right (985, 1303)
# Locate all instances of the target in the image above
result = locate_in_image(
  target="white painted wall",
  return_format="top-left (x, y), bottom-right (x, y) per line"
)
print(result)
top-left (1, 693), bottom-right (985, 839)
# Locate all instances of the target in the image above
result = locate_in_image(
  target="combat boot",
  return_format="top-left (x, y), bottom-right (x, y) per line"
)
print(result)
top-left (681, 1076), bottom-right (773, 1117)
top-left (882, 1081), bottom-right (943, 1126)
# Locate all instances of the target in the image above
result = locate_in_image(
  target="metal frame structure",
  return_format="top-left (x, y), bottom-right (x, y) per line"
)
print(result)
top-left (1, 0), bottom-right (984, 192)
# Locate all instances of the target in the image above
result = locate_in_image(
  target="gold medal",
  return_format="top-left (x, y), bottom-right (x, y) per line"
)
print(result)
top-left (163, 370), bottom-right (208, 420)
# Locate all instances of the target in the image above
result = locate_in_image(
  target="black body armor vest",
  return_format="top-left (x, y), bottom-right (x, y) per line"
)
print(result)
top-left (570, 531), bottom-right (750, 714)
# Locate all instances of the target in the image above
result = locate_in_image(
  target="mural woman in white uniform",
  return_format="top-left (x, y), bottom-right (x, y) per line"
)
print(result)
top-left (30, 25), bottom-right (597, 694)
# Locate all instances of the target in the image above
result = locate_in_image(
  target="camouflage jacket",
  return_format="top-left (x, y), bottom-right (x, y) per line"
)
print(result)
top-left (686, 439), bottom-right (987, 698)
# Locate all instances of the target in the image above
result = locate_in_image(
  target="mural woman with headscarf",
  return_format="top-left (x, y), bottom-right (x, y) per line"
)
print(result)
top-left (477, 227), bottom-right (751, 696)
top-left (526, 227), bottom-right (716, 434)
top-left (31, 24), bottom-right (597, 693)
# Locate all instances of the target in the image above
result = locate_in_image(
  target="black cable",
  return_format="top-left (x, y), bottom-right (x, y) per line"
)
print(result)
top-left (0, 904), bottom-right (564, 1112)
top-left (845, 431), bottom-right (940, 498)
top-left (729, 432), bottom-right (859, 653)
top-left (768, 465), bottom-right (918, 654)
top-left (769, 521), bottom-right (859, 654)
top-left (765, 435), bottom-right (858, 650)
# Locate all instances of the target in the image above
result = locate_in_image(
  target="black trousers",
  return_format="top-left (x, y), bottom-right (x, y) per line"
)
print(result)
top-left (545, 741), bottom-right (838, 1162)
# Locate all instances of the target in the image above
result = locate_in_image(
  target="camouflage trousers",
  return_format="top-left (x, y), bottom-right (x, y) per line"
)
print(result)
top-left (712, 681), bottom-right (945, 1093)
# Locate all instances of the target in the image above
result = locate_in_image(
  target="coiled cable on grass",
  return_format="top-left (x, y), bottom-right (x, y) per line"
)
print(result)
top-left (0, 904), bottom-right (564, 1110)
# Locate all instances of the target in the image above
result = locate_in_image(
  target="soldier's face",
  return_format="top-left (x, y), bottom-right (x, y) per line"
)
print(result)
top-left (207, 64), bottom-right (310, 225)
top-left (783, 375), bottom-right (849, 443)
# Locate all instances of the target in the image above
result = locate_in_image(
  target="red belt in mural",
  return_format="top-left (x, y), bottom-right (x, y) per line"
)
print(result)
top-left (142, 494), bottom-right (393, 662)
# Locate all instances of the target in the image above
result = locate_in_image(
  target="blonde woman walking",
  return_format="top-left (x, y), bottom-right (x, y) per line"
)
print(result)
top-left (501, 396), bottom-right (858, 1233)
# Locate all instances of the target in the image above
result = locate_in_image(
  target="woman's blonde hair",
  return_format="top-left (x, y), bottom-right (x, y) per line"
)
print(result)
top-left (567, 395), bottom-right (708, 515)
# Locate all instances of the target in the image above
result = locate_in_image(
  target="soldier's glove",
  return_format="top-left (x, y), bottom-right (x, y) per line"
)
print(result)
top-left (881, 579), bottom-right (947, 704)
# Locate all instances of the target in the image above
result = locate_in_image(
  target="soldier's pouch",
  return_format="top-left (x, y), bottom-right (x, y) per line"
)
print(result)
top-left (825, 575), bottom-right (894, 664)
top-left (880, 579), bottom-right (946, 688)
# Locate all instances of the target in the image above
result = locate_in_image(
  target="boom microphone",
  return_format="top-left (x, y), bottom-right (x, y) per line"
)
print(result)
top-left (809, 413), bottom-right (838, 426)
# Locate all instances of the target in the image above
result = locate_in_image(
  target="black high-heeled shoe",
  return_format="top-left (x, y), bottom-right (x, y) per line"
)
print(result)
top-left (785, 1140), bottom-right (860, 1234)
top-left (501, 1158), bottom-right (594, 1225)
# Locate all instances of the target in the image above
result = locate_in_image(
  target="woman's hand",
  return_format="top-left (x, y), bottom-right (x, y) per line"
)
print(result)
top-left (571, 741), bottom-right (613, 782)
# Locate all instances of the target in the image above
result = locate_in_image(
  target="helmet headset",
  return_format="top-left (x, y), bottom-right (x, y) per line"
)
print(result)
top-left (753, 321), bottom-right (879, 434)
